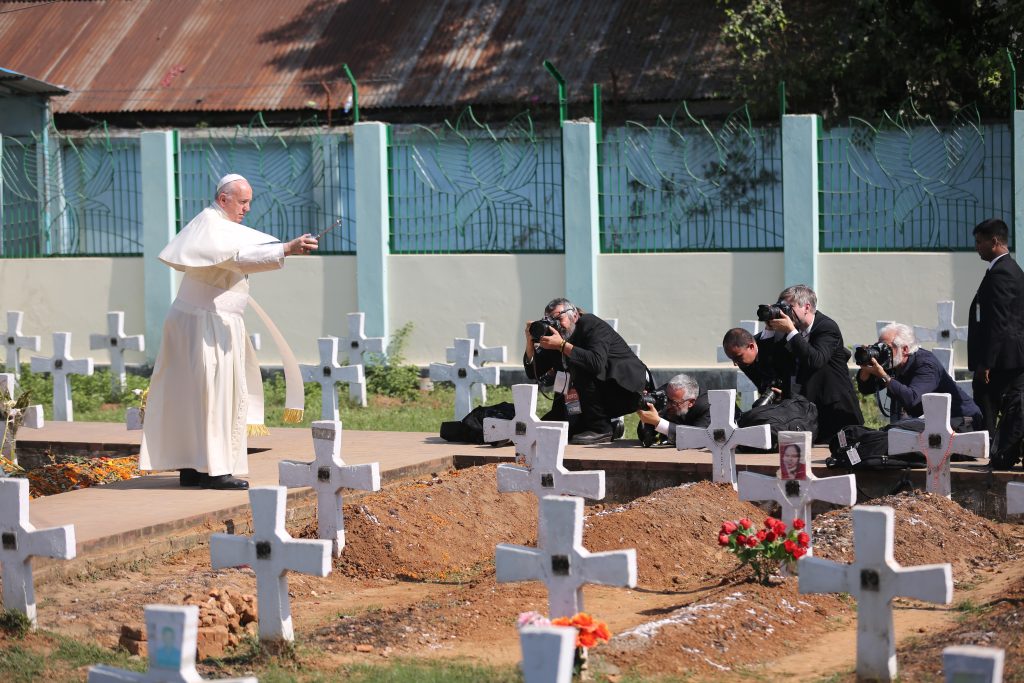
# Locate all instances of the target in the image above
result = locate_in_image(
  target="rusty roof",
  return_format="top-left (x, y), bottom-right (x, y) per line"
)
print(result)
top-left (0, 0), bottom-right (734, 114)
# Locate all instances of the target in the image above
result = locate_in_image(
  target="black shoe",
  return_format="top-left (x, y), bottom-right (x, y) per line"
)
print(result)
top-left (612, 418), bottom-right (625, 441)
top-left (179, 468), bottom-right (201, 487)
top-left (201, 474), bottom-right (250, 490)
top-left (569, 430), bottom-right (614, 445)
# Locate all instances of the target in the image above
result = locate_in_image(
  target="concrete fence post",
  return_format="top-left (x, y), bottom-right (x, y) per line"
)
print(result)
top-left (782, 114), bottom-right (820, 292)
top-left (562, 120), bottom-right (600, 313)
top-left (1014, 110), bottom-right (1024, 254)
top-left (140, 131), bottom-right (178, 362)
top-left (353, 121), bottom-right (389, 339)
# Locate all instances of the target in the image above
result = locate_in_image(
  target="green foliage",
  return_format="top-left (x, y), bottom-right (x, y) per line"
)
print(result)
top-left (54, 634), bottom-right (146, 671)
top-left (0, 645), bottom-right (45, 683)
top-left (340, 660), bottom-right (520, 682)
top-left (0, 610), bottom-right (31, 638)
top-left (2, 363), bottom-right (150, 423)
top-left (365, 322), bottom-right (422, 400)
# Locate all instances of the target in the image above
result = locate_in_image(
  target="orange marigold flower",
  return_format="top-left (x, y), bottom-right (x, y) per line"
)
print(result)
top-left (551, 617), bottom-right (572, 627)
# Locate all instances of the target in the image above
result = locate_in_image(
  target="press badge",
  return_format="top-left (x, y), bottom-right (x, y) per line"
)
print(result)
top-left (564, 387), bottom-right (583, 415)
top-left (847, 446), bottom-right (861, 466)
top-left (554, 371), bottom-right (570, 394)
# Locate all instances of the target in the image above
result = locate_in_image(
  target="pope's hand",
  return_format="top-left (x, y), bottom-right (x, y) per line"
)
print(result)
top-left (285, 234), bottom-right (319, 256)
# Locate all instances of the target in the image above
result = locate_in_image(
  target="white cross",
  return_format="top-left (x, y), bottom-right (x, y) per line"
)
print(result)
top-left (496, 495), bottom-right (636, 618)
top-left (605, 318), bottom-right (641, 356)
top-left (932, 348), bottom-right (974, 398)
top-left (497, 424), bottom-right (604, 502)
top-left (0, 478), bottom-right (75, 626)
top-left (676, 389), bottom-right (770, 488)
top-left (429, 338), bottom-right (500, 421)
top-left (876, 320), bottom-right (895, 336)
top-left (0, 373), bottom-right (44, 463)
top-left (519, 625), bottom-right (577, 683)
top-left (799, 505), bottom-right (952, 682)
top-left (888, 393), bottom-right (988, 498)
top-left (87, 604), bottom-right (257, 683)
top-left (446, 322), bottom-right (507, 404)
top-left (340, 312), bottom-right (386, 366)
top-left (942, 645), bottom-right (1004, 683)
top-left (30, 332), bottom-right (94, 422)
top-left (2, 311), bottom-right (40, 379)
top-left (483, 384), bottom-right (559, 467)
top-left (718, 320), bottom-right (762, 410)
top-left (209, 486), bottom-right (332, 643)
top-left (1006, 482), bottom-right (1024, 516)
top-left (914, 300), bottom-right (967, 349)
top-left (278, 420), bottom-right (380, 558)
top-left (249, 333), bottom-right (261, 351)
top-left (89, 311), bottom-right (145, 395)
top-left (300, 336), bottom-right (367, 417)
top-left (737, 432), bottom-right (854, 555)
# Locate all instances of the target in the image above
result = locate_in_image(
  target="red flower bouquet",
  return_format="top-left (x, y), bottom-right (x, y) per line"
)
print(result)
top-left (718, 516), bottom-right (810, 583)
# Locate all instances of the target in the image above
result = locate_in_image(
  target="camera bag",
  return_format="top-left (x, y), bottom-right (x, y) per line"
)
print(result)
top-left (825, 425), bottom-right (926, 470)
top-left (439, 402), bottom-right (516, 445)
top-left (736, 395), bottom-right (819, 450)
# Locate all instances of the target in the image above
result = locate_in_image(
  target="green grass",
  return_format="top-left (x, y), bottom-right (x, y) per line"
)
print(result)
top-left (0, 645), bottom-right (46, 683)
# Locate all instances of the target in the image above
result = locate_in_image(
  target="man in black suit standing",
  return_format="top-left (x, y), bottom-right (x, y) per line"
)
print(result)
top-left (722, 285), bottom-right (863, 443)
top-left (524, 298), bottom-right (649, 444)
top-left (968, 218), bottom-right (1024, 469)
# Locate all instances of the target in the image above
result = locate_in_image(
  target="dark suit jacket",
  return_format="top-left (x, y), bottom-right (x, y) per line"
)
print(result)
top-left (524, 313), bottom-right (648, 392)
top-left (968, 254), bottom-right (1024, 371)
top-left (858, 347), bottom-right (982, 422)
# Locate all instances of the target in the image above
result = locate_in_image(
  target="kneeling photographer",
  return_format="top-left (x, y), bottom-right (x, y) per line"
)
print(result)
top-left (524, 298), bottom-right (649, 445)
top-left (857, 323), bottom-right (982, 426)
top-left (635, 374), bottom-right (716, 447)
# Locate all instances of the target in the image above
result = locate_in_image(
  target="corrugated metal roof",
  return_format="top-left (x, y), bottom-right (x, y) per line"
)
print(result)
top-left (0, 0), bottom-right (734, 114)
top-left (0, 65), bottom-right (69, 95)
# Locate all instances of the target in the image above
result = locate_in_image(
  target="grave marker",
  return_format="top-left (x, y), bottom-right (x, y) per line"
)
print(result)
top-left (446, 322), bottom-right (507, 404)
top-left (89, 311), bottom-right (145, 394)
top-left (717, 320), bottom-right (762, 410)
top-left (87, 605), bottom-right (257, 683)
top-left (606, 318), bottom-right (641, 357)
top-left (497, 424), bottom-right (604, 502)
top-left (914, 300), bottom-right (967, 349)
top-left (496, 495), bottom-right (636, 618)
top-left (0, 373), bottom-right (44, 462)
top-left (429, 338), bottom-right (499, 421)
top-left (737, 431), bottom-right (855, 554)
top-left (0, 478), bottom-right (75, 626)
top-left (300, 336), bottom-right (367, 417)
top-left (209, 486), bottom-right (332, 642)
top-left (278, 420), bottom-right (380, 557)
top-left (943, 645), bottom-right (1004, 683)
top-left (676, 389), bottom-right (770, 487)
top-left (340, 312), bottom-right (386, 366)
top-left (519, 625), bottom-right (577, 683)
top-left (888, 393), bottom-right (988, 498)
top-left (799, 505), bottom-right (953, 682)
top-left (1, 311), bottom-right (40, 379)
top-left (933, 348), bottom-right (973, 398)
top-left (484, 384), bottom-right (561, 467)
top-left (30, 332), bottom-right (94, 421)
top-left (249, 333), bottom-right (261, 351)
top-left (1005, 482), bottom-right (1024, 516)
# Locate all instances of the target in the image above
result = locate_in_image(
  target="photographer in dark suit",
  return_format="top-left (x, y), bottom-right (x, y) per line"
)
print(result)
top-left (968, 218), bottom-right (1024, 469)
top-left (722, 285), bottom-right (863, 443)
top-left (524, 298), bottom-right (648, 445)
top-left (857, 323), bottom-right (982, 425)
top-left (635, 373), bottom-right (716, 446)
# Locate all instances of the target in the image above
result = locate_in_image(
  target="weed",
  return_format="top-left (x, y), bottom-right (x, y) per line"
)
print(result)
top-left (0, 645), bottom-right (46, 683)
top-left (53, 634), bottom-right (145, 671)
top-left (0, 610), bottom-right (31, 638)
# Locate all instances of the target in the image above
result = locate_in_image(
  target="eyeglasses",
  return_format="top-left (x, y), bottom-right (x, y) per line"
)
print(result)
top-left (549, 307), bottom-right (575, 319)
top-left (667, 397), bottom-right (693, 409)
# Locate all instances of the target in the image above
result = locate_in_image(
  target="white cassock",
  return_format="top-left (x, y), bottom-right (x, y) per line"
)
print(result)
top-left (140, 204), bottom-right (304, 476)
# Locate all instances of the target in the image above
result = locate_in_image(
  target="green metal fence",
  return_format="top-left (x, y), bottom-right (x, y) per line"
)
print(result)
top-left (178, 115), bottom-right (355, 253)
top-left (599, 105), bottom-right (783, 252)
top-left (819, 104), bottom-right (1013, 251)
top-left (388, 108), bottom-right (564, 253)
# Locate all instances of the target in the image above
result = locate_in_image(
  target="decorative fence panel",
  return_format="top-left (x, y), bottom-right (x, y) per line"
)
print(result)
top-left (0, 135), bottom-right (41, 256)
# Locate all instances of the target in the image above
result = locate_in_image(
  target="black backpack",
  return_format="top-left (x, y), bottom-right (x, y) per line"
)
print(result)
top-left (439, 402), bottom-right (516, 445)
top-left (826, 424), bottom-right (926, 470)
top-left (736, 395), bottom-right (819, 450)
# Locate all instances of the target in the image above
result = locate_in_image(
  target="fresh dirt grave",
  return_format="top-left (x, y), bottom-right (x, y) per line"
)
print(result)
top-left (4, 464), bottom-right (1024, 681)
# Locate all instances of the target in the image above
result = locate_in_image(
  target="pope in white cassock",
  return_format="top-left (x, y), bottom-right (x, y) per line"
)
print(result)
top-left (140, 174), bottom-right (316, 490)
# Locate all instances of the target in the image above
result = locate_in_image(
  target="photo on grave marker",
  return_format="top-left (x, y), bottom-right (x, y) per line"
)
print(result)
top-left (780, 442), bottom-right (806, 480)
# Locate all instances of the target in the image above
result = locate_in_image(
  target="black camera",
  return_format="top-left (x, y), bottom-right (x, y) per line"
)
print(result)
top-left (638, 389), bottom-right (667, 412)
top-left (529, 318), bottom-right (557, 343)
top-left (854, 342), bottom-right (893, 369)
top-left (756, 301), bottom-right (795, 323)
top-left (751, 385), bottom-right (782, 408)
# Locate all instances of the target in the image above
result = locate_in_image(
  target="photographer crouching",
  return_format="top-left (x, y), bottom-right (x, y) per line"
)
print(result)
top-left (635, 373), bottom-right (720, 447)
top-left (856, 323), bottom-right (982, 426)
top-left (524, 298), bottom-right (649, 444)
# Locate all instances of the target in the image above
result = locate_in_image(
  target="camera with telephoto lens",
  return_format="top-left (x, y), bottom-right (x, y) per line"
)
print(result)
top-left (638, 389), bottom-right (667, 412)
top-left (756, 301), bottom-right (795, 323)
top-left (751, 383), bottom-right (783, 408)
top-left (529, 318), bottom-right (557, 343)
top-left (854, 342), bottom-right (893, 369)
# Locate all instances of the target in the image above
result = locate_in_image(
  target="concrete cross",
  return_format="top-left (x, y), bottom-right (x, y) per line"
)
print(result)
top-left (209, 486), bottom-right (332, 643)
top-left (914, 300), bottom-right (967, 350)
top-left (497, 424), bottom-right (604, 502)
top-left (519, 625), bottom-right (577, 683)
top-left (737, 432), bottom-right (855, 555)
top-left (942, 645), bottom-right (1004, 683)
top-left (676, 389), bottom-right (770, 487)
top-left (340, 312), bottom-right (386, 366)
top-left (30, 332), bottom-right (95, 421)
top-left (300, 336), bottom-right (367, 417)
top-left (496, 495), bottom-right (636, 619)
top-left (932, 348), bottom-right (973, 398)
top-left (605, 318), bottom-right (641, 357)
top-left (87, 605), bottom-right (257, 683)
top-left (717, 319), bottom-right (762, 410)
top-left (429, 338), bottom-right (499, 421)
top-left (278, 420), bottom-right (381, 557)
top-left (249, 333), bottom-right (261, 351)
top-left (875, 320), bottom-right (895, 336)
top-left (0, 373), bottom-right (44, 463)
top-left (799, 505), bottom-right (953, 682)
top-left (446, 322), bottom-right (507, 404)
top-left (0, 478), bottom-right (75, 626)
top-left (483, 384), bottom-right (559, 467)
top-left (89, 311), bottom-right (144, 394)
top-left (1005, 482), bottom-right (1024, 516)
top-left (1, 311), bottom-right (40, 380)
top-left (888, 393), bottom-right (988, 498)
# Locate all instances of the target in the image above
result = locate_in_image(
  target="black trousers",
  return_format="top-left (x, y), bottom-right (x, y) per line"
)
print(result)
top-left (542, 371), bottom-right (641, 435)
top-left (977, 368), bottom-right (1024, 466)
